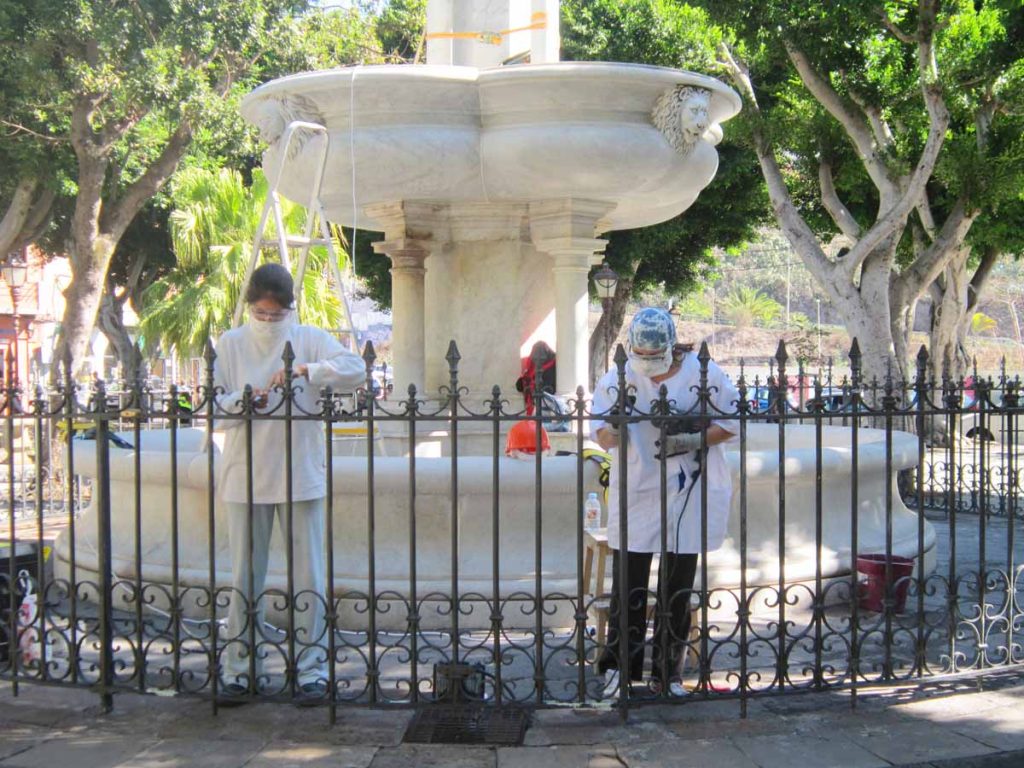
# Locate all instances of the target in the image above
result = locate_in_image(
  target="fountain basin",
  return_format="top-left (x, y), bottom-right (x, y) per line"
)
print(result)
top-left (53, 424), bottom-right (934, 629)
top-left (241, 62), bottom-right (741, 232)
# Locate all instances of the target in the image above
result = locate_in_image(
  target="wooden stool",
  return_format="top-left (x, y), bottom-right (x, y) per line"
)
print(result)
top-left (583, 529), bottom-right (700, 669)
top-left (583, 529), bottom-right (611, 647)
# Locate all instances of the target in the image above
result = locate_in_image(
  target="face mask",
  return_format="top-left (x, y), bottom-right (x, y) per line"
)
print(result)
top-left (628, 347), bottom-right (673, 378)
top-left (248, 311), bottom-right (293, 343)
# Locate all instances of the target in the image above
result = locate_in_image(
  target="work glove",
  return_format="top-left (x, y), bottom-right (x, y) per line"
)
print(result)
top-left (655, 431), bottom-right (703, 460)
top-left (602, 395), bottom-right (636, 438)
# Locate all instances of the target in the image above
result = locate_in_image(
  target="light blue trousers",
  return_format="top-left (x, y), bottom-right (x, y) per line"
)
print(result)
top-left (222, 498), bottom-right (328, 688)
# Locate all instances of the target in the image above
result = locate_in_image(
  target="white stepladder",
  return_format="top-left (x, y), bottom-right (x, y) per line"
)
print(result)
top-left (233, 120), bottom-right (360, 353)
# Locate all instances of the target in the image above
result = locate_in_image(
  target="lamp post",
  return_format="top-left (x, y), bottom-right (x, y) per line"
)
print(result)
top-left (592, 262), bottom-right (618, 373)
top-left (2, 251), bottom-right (29, 388)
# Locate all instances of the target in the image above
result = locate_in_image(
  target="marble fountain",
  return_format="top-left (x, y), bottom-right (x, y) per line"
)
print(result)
top-left (54, 0), bottom-right (934, 630)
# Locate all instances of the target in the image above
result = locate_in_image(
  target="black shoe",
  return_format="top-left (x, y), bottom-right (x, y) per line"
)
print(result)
top-left (295, 680), bottom-right (329, 707)
top-left (216, 682), bottom-right (249, 707)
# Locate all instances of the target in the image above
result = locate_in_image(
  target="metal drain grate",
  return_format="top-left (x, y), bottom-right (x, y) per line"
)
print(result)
top-left (404, 705), bottom-right (529, 746)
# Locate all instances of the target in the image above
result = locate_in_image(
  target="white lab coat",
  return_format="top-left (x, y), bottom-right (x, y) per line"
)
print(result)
top-left (213, 320), bottom-right (366, 504)
top-left (592, 352), bottom-right (739, 554)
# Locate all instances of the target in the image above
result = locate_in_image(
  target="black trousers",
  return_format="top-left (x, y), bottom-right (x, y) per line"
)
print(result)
top-left (597, 550), bottom-right (698, 683)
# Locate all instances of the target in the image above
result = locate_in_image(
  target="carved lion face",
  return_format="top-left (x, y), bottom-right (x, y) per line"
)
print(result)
top-left (252, 100), bottom-right (286, 144)
top-left (652, 85), bottom-right (712, 158)
top-left (679, 90), bottom-right (711, 143)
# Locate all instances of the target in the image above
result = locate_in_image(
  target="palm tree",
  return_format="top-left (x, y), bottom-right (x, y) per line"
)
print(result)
top-left (721, 287), bottom-right (783, 330)
top-left (140, 167), bottom-right (346, 361)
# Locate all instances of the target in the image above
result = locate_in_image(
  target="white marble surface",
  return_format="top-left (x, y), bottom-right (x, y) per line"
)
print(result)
top-left (241, 63), bottom-right (740, 233)
top-left (53, 424), bottom-right (934, 629)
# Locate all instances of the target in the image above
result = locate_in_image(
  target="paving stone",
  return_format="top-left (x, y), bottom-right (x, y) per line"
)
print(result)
top-left (0, 733), bottom-right (156, 768)
top-left (663, 714), bottom-right (803, 741)
top-left (321, 708), bottom-right (412, 747)
top-left (367, 744), bottom-right (495, 768)
top-left (732, 733), bottom-right (889, 768)
top-left (110, 737), bottom-right (264, 768)
top-left (839, 720), bottom-right (997, 765)
top-left (646, 698), bottom-right (763, 723)
top-left (940, 708), bottom-right (1024, 753)
top-left (524, 716), bottom-right (672, 747)
top-left (496, 745), bottom-right (620, 768)
top-left (237, 742), bottom-right (378, 768)
top-left (0, 725), bottom-right (50, 762)
top-left (895, 690), bottom-right (1008, 719)
top-left (930, 750), bottom-right (1024, 768)
top-left (618, 739), bottom-right (759, 768)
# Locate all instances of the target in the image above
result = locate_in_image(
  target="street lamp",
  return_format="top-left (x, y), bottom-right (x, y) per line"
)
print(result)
top-left (592, 262), bottom-right (618, 373)
top-left (2, 251), bottom-right (29, 387)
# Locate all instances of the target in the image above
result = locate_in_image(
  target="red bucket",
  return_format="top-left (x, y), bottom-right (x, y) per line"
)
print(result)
top-left (856, 554), bottom-right (914, 613)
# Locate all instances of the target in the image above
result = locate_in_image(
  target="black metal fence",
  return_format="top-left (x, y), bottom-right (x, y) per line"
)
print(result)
top-left (0, 339), bottom-right (1020, 721)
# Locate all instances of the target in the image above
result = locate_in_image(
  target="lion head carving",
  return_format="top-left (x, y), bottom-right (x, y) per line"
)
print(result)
top-left (652, 86), bottom-right (711, 157)
top-left (250, 94), bottom-right (326, 159)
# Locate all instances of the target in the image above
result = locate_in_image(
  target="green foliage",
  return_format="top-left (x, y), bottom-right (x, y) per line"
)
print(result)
top-left (721, 287), bottom-right (783, 329)
top-left (140, 167), bottom-right (345, 358)
top-left (789, 311), bottom-right (812, 330)
top-left (560, 0), bottom-right (771, 299)
top-left (696, 0), bottom-right (1024, 259)
top-left (374, 0), bottom-right (427, 61)
top-left (971, 311), bottom-right (998, 335)
top-left (673, 292), bottom-right (713, 321)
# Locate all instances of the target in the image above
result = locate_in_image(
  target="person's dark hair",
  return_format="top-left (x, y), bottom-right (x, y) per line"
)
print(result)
top-left (245, 263), bottom-right (294, 308)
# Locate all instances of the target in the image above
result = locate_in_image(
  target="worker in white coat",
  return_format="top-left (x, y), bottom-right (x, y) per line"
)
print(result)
top-left (214, 263), bottom-right (366, 705)
top-left (593, 307), bottom-right (738, 698)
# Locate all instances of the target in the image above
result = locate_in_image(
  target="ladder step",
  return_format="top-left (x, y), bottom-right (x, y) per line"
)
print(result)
top-left (257, 236), bottom-right (330, 249)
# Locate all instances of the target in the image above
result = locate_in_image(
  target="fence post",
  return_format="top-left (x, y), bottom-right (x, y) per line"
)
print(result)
top-left (773, 340), bottom-right (788, 691)
top-left (613, 343), bottom-right (629, 719)
top-left (5, 349), bottom-right (17, 696)
top-left (914, 346), bottom-right (929, 677)
top-left (848, 338), bottom-right (861, 709)
top-left (361, 341), bottom-right (378, 704)
top-left (93, 379), bottom-right (115, 712)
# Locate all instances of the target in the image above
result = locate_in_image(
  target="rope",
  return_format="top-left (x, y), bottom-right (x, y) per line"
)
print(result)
top-left (349, 65), bottom-right (359, 279)
top-left (425, 11), bottom-right (546, 45)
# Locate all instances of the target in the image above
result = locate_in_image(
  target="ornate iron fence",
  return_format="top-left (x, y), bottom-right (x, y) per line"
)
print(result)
top-left (0, 339), bottom-right (1020, 722)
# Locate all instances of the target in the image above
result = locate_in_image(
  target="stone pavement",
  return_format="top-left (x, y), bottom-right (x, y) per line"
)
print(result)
top-left (0, 674), bottom-right (1023, 767)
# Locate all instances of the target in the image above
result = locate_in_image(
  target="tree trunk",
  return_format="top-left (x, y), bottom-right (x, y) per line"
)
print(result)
top-left (97, 285), bottom-right (142, 383)
top-left (0, 179), bottom-right (53, 255)
top-left (928, 253), bottom-right (971, 386)
top-left (588, 275), bottom-right (633, 389)
top-left (53, 237), bottom-right (116, 382)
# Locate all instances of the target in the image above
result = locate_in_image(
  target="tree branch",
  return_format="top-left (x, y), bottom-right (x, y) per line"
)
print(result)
top-left (840, 81), bottom-right (949, 279)
top-left (916, 189), bottom-right (938, 240)
top-left (784, 40), bottom-right (897, 197)
top-left (844, 83), bottom-right (895, 152)
top-left (102, 119), bottom-right (193, 241)
top-left (897, 198), bottom-right (979, 303)
top-left (966, 246), bottom-right (999, 315)
top-left (13, 187), bottom-right (55, 250)
top-left (880, 11), bottom-right (918, 44)
top-left (818, 160), bottom-right (862, 239)
top-left (1, 120), bottom-right (66, 143)
top-left (719, 43), bottom-right (836, 288)
top-left (0, 179), bottom-right (41, 254)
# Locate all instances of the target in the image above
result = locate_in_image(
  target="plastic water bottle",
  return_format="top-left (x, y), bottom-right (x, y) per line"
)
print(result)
top-left (583, 492), bottom-right (602, 532)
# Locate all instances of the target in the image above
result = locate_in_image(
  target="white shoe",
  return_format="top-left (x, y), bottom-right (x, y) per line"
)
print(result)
top-left (668, 681), bottom-right (689, 698)
top-left (603, 670), bottom-right (620, 698)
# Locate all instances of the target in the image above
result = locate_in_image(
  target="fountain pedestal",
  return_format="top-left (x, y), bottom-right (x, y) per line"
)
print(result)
top-left (370, 200), bottom-right (609, 400)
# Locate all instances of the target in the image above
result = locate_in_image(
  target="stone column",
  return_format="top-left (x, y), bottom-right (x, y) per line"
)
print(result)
top-left (372, 239), bottom-right (430, 395)
top-left (530, 200), bottom-right (611, 394)
top-left (546, 244), bottom-right (605, 394)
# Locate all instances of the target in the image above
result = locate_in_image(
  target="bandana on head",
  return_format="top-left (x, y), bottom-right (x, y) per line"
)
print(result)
top-left (626, 308), bottom-right (677, 378)
top-left (628, 308), bottom-right (676, 353)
